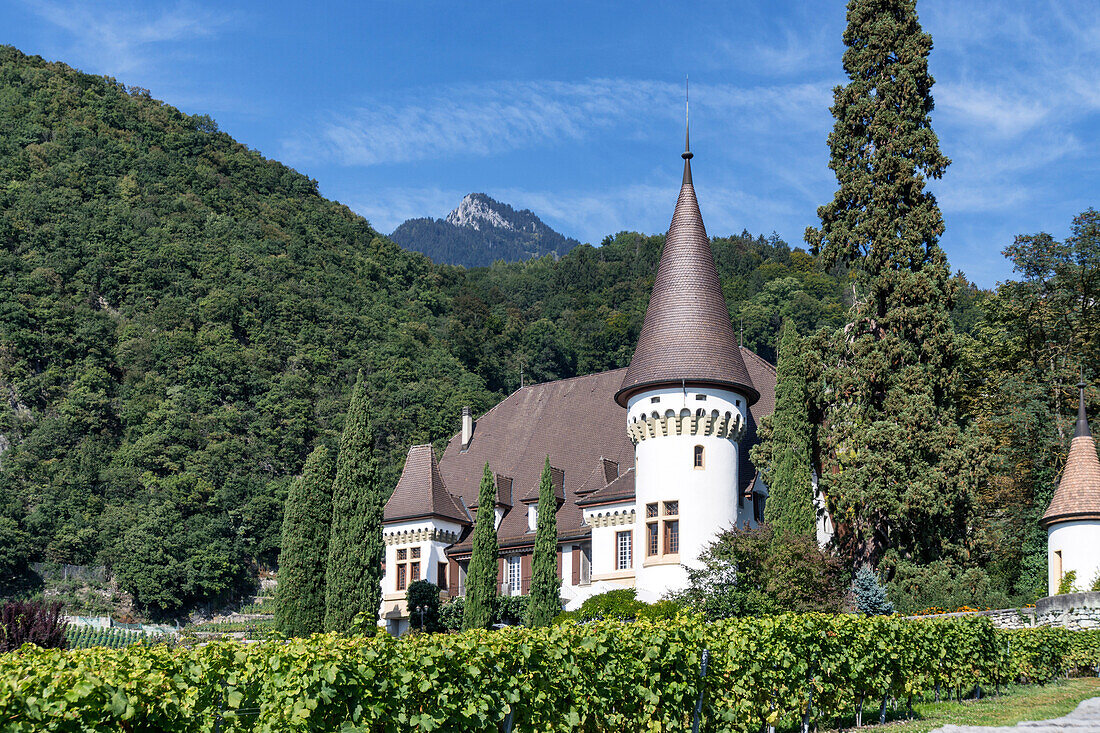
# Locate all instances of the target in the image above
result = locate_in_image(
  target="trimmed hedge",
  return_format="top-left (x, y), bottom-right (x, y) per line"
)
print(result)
top-left (2, 614), bottom-right (1099, 732)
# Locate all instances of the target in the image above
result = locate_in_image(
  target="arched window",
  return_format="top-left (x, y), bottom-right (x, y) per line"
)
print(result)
top-left (696, 408), bottom-right (705, 418)
top-left (693, 445), bottom-right (704, 469)
top-left (665, 409), bottom-right (675, 419)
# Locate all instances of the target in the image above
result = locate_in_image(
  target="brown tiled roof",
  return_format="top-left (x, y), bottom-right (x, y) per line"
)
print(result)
top-left (384, 444), bottom-right (471, 525)
top-left (1043, 385), bottom-right (1100, 525)
top-left (739, 347), bottom-right (777, 495)
top-left (576, 468), bottom-right (636, 507)
top-left (522, 465), bottom-right (565, 503)
top-left (440, 370), bottom-right (636, 554)
top-left (575, 458), bottom-right (619, 495)
top-left (616, 152), bottom-right (757, 407)
top-left (440, 350), bottom-right (777, 555)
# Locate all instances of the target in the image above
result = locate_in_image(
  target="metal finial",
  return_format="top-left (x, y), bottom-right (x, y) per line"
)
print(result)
top-left (683, 76), bottom-right (693, 161)
top-left (1076, 376), bottom-right (1090, 438)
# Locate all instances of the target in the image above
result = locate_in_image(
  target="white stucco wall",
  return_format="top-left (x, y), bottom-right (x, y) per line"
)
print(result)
top-left (582, 501), bottom-right (637, 587)
top-left (627, 386), bottom-right (749, 600)
top-left (381, 517), bottom-right (463, 614)
top-left (1048, 520), bottom-right (1100, 596)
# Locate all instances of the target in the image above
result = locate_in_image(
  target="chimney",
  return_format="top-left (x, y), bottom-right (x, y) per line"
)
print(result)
top-left (461, 406), bottom-right (473, 450)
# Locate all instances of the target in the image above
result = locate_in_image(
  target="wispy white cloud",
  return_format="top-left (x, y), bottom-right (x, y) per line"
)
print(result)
top-left (285, 78), bottom-right (831, 168)
top-left (24, 0), bottom-right (235, 75)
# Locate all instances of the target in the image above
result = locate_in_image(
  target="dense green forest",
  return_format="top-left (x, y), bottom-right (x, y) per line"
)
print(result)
top-left (0, 44), bottom-right (1093, 616)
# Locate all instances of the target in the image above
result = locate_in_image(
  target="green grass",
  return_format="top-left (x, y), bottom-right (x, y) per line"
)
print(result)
top-left (822, 678), bottom-right (1100, 732)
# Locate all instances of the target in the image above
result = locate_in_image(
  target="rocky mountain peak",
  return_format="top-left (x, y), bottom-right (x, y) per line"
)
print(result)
top-left (445, 193), bottom-right (515, 232)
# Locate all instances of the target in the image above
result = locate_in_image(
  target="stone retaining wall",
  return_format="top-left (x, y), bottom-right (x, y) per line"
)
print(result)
top-left (908, 591), bottom-right (1100, 630)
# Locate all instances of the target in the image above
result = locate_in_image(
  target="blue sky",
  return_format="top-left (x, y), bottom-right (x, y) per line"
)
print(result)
top-left (3, 0), bottom-right (1098, 287)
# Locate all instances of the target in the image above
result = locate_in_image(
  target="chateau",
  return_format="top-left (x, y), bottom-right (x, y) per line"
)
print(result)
top-left (378, 132), bottom-right (792, 634)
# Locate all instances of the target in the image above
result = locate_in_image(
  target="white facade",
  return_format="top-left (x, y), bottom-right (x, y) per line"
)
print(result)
top-left (380, 518), bottom-right (463, 635)
top-left (625, 385), bottom-right (750, 600)
top-left (1048, 520), bottom-right (1100, 596)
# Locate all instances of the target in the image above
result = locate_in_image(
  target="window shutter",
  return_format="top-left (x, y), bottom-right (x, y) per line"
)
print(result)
top-left (448, 558), bottom-right (460, 596)
top-left (571, 545), bottom-right (580, 584)
top-left (521, 553), bottom-right (532, 594)
top-left (556, 546), bottom-right (563, 579)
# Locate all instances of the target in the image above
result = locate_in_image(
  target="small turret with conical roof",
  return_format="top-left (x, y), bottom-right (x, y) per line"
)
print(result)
top-left (1043, 379), bottom-right (1100, 596)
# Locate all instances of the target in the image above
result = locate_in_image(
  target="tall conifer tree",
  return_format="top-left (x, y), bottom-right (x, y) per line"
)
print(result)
top-left (526, 457), bottom-right (562, 627)
top-left (462, 463), bottom-right (499, 631)
top-left (324, 372), bottom-right (384, 632)
top-left (275, 444), bottom-right (334, 636)
top-left (806, 0), bottom-right (979, 565)
top-left (754, 321), bottom-right (817, 538)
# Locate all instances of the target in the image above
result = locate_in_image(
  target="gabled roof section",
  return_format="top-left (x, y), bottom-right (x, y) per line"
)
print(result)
top-left (1043, 382), bottom-right (1100, 526)
top-left (576, 468), bottom-right (636, 507)
top-left (384, 444), bottom-right (471, 525)
top-left (616, 136), bottom-right (756, 407)
top-left (522, 465), bottom-right (565, 504)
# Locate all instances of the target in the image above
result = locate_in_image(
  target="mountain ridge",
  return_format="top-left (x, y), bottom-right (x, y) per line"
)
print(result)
top-left (390, 192), bottom-right (580, 267)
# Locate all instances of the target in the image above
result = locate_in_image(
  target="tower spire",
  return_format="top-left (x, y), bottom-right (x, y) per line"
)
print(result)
top-left (1077, 378), bottom-right (1091, 438)
top-left (682, 76), bottom-right (693, 184)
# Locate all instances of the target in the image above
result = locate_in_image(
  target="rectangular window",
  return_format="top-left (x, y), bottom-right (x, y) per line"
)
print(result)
top-left (650, 396), bottom-right (661, 403)
top-left (616, 530), bottom-right (632, 570)
top-left (647, 522), bottom-right (659, 556)
top-left (438, 562), bottom-right (448, 590)
top-left (664, 520), bottom-right (680, 555)
top-left (507, 555), bottom-right (522, 594)
top-left (396, 564), bottom-right (407, 591)
top-left (411, 547), bottom-right (421, 559)
top-left (646, 502), bottom-right (658, 518)
top-left (663, 501), bottom-right (678, 516)
top-left (694, 445), bottom-right (704, 469)
top-left (396, 548), bottom-right (407, 561)
top-left (580, 544), bottom-right (592, 585)
top-left (410, 562), bottom-right (420, 582)
top-left (695, 394), bottom-right (707, 401)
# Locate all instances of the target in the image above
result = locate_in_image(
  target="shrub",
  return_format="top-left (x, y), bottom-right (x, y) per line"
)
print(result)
top-left (852, 566), bottom-right (894, 615)
top-left (405, 580), bottom-right (442, 632)
top-left (674, 524), bottom-right (847, 619)
top-left (1058, 570), bottom-right (1078, 595)
top-left (887, 560), bottom-right (1017, 614)
top-left (438, 596), bottom-right (529, 631)
top-left (0, 600), bottom-right (68, 651)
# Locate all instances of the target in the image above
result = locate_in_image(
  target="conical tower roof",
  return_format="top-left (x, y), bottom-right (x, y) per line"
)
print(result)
top-left (615, 124), bottom-right (757, 407)
top-left (384, 444), bottom-right (470, 524)
top-left (1042, 382), bottom-right (1100, 526)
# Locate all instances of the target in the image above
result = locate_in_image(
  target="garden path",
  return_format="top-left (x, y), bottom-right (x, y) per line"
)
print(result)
top-left (931, 697), bottom-right (1100, 732)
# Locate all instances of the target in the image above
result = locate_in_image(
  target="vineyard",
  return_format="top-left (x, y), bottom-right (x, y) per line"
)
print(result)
top-left (65, 626), bottom-right (165, 650)
top-left (2, 614), bottom-right (1100, 732)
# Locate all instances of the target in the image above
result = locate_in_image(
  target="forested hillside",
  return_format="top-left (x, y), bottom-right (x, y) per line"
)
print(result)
top-left (0, 46), bottom-right (492, 613)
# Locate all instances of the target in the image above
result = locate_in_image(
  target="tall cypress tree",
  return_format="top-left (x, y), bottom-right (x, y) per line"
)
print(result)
top-left (753, 321), bottom-right (816, 538)
top-left (275, 444), bottom-right (335, 636)
top-left (806, 0), bottom-right (979, 566)
top-left (324, 372), bottom-right (384, 633)
top-left (462, 463), bottom-right (498, 631)
top-left (526, 457), bottom-right (562, 627)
